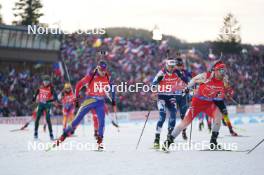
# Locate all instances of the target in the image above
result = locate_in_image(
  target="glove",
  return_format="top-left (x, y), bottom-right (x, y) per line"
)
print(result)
top-left (46, 99), bottom-right (54, 103)
top-left (75, 101), bottom-right (79, 108)
top-left (156, 75), bottom-right (164, 83)
top-left (182, 87), bottom-right (190, 94)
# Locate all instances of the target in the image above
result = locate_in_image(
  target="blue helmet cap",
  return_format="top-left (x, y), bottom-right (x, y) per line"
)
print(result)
top-left (99, 61), bottom-right (107, 71)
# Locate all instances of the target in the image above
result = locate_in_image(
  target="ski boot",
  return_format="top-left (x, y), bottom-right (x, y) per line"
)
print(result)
top-left (56, 127), bottom-right (74, 145)
top-left (50, 133), bottom-right (55, 141)
top-left (208, 123), bottom-right (212, 133)
top-left (199, 121), bottom-right (204, 131)
top-left (34, 132), bottom-right (38, 140)
top-left (153, 133), bottom-right (160, 149)
top-left (162, 134), bottom-right (174, 152)
top-left (229, 127), bottom-right (238, 136)
top-left (97, 136), bottom-right (104, 151)
top-left (209, 132), bottom-right (221, 150)
top-left (222, 119), bottom-right (227, 126)
top-left (55, 134), bottom-right (66, 146)
top-left (182, 129), bottom-right (188, 140)
top-left (43, 124), bottom-right (47, 132)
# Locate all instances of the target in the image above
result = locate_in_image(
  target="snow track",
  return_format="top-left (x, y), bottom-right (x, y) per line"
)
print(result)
top-left (1, 119), bottom-right (263, 175)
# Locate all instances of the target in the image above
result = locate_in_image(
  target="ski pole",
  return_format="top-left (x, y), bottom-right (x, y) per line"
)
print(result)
top-left (247, 138), bottom-right (264, 154)
top-left (82, 116), bottom-right (85, 137)
top-left (230, 97), bottom-right (240, 106)
top-left (183, 93), bottom-right (192, 146)
top-left (105, 92), bottom-right (120, 131)
top-left (56, 115), bottom-right (59, 138)
top-left (113, 105), bottom-right (120, 132)
top-left (136, 110), bottom-right (151, 150)
top-left (22, 118), bottom-right (34, 130)
top-left (189, 121), bottom-right (193, 146)
top-left (189, 107), bottom-right (193, 147)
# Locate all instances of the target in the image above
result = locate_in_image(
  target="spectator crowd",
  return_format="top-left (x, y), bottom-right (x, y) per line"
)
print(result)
top-left (0, 34), bottom-right (263, 116)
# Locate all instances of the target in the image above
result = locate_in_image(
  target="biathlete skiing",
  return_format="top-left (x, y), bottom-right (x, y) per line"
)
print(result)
top-left (214, 74), bottom-right (238, 136)
top-left (197, 69), bottom-right (238, 136)
top-left (54, 60), bottom-right (116, 150)
top-left (163, 60), bottom-right (228, 150)
top-left (59, 83), bottom-right (76, 131)
top-left (152, 57), bottom-right (191, 149)
top-left (32, 75), bottom-right (58, 140)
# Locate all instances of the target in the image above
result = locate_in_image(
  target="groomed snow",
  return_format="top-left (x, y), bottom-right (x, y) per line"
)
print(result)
top-left (0, 119), bottom-right (263, 175)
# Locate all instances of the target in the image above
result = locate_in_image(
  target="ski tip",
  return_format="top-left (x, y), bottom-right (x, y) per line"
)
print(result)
top-left (45, 147), bottom-right (52, 152)
top-left (10, 128), bottom-right (28, 132)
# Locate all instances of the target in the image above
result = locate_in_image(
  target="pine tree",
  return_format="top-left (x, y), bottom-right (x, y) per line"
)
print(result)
top-left (13, 0), bottom-right (44, 25)
top-left (218, 13), bottom-right (241, 43)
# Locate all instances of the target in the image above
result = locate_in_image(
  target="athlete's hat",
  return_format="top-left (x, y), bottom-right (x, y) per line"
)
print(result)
top-left (213, 61), bottom-right (226, 70)
top-left (98, 60), bottom-right (107, 71)
top-left (176, 58), bottom-right (183, 66)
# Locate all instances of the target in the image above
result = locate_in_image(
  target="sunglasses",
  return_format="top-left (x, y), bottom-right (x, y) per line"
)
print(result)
top-left (218, 69), bottom-right (225, 74)
top-left (167, 65), bottom-right (175, 69)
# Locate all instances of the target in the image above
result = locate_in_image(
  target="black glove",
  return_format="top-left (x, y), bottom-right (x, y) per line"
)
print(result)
top-left (75, 101), bottom-right (79, 108)
top-left (46, 99), bottom-right (54, 103)
top-left (183, 87), bottom-right (189, 94)
top-left (157, 75), bottom-right (164, 84)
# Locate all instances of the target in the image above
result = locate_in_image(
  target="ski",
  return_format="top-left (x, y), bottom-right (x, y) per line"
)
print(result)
top-left (10, 121), bottom-right (32, 132)
top-left (149, 147), bottom-right (160, 150)
top-left (91, 149), bottom-right (115, 153)
top-left (224, 135), bottom-right (250, 137)
top-left (10, 128), bottom-right (29, 132)
top-left (247, 138), bottom-right (264, 154)
top-left (199, 148), bottom-right (250, 152)
top-left (149, 147), bottom-right (170, 153)
top-left (45, 144), bottom-right (56, 152)
top-left (154, 149), bottom-right (170, 153)
top-left (45, 139), bottom-right (62, 152)
top-left (92, 149), bottom-right (104, 152)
